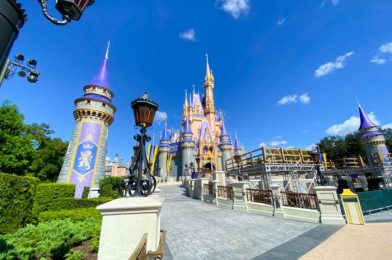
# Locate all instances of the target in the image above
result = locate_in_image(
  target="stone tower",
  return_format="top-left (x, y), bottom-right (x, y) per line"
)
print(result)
top-left (358, 102), bottom-right (390, 166)
top-left (158, 125), bottom-right (170, 177)
top-left (219, 118), bottom-right (233, 171)
top-left (57, 43), bottom-right (116, 198)
top-left (204, 54), bottom-right (216, 133)
top-left (181, 117), bottom-right (195, 176)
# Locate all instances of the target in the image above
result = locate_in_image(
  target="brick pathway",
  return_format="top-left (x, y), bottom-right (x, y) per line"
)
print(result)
top-left (160, 185), bottom-right (339, 260)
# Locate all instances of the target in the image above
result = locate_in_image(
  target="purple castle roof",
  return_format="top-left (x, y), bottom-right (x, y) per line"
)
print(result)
top-left (358, 104), bottom-right (376, 130)
top-left (220, 119), bottom-right (228, 136)
top-left (183, 117), bottom-right (192, 134)
top-left (234, 134), bottom-right (241, 150)
top-left (89, 43), bottom-right (111, 91)
top-left (160, 125), bottom-right (170, 141)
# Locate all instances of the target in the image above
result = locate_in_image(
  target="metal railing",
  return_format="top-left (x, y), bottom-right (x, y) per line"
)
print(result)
top-left (217, 186), bottom-right (234, 200)
top-left (246, 189), bottom-right (274, 205)
top-left (203, 183), bottom-right (214, 196)
top-left (280, 191), bottom-right (319, 210)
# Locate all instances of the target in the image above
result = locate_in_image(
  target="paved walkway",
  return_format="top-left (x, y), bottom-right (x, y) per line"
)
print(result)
top-left (160, 186), bottom-right (340, 260)
top-left (364, 209), bottom-right (392, 223)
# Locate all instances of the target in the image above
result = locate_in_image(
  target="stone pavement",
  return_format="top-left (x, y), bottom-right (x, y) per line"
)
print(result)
top-left (300, 223), bottom-right (392, 260)
top-left (364, 209), bottom-right (392, 223)
top-left (160, 185), bottom-right (341, 260)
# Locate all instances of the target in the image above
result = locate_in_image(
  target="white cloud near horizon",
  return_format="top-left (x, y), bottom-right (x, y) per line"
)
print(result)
top-left (382, 123), bottom-right (392, 130)
top-left (277, 18), bottom-right (286, 26)
top-left (218, 0), bottom-right (249, 19)
top-left (155, 111), bottom-right (168, 124)
top-left (326, 112), bottom-right (379, 136)
top-left (179, 28), bottom-right (196, 41)
top-left (277, 93), bottom-right (311, 105)
top-left (379, 42), bottom-right (392, 53)
top-left (331, 0), bottom-right (340, 6)
top-left (314, 51), bottom-right (354, 77)
top-left (259, 140), bottom-right (288, 147)
top-left (370, 56), bottom-right (386, 65)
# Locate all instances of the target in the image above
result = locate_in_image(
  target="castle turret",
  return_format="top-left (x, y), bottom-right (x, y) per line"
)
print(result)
top-left (357, 101), bottom-right (390, 166)
top-left (57, 43), bottom-right (116, 198)
top-left (219, 119), bottom-right (233, 171)
top-left (158, 124), bottom-right (170, 178)
top-left (181, 117), bottom-right (195, 176)
top-left (203, 54), bottom-right (216, 133)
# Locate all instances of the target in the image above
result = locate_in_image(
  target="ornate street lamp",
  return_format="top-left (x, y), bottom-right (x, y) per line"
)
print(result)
top-left (129, 90), bottom-right (159, 196)
top-left (234, 151), bottom-right (242, 181)
top-left (0, 54), bottom-right (40, 86)
top-left (38, 0), bottom-right (95, 25)
top-left (310, 148), bottom-right (326, 186)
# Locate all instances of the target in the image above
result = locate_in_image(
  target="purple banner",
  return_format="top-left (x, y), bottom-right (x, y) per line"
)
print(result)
top-left (68, 121), bottom-right (102, 198)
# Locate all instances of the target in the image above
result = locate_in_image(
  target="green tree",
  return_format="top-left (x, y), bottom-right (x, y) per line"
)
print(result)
top-left (0, 102), bottom-right (34, 175)
top-left (0, 102), bottom-right (68, 181)
top-left (383, 128), bottom-right (392, 152)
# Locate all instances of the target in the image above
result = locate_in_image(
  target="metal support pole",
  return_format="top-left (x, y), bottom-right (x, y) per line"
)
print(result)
top-left (0, 60), bottom-right (10, 87)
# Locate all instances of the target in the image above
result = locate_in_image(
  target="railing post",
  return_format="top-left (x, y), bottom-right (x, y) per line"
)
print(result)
top-left (270, 184), bottom-right (284, 218)
top-left (314, 186), bottom-right (346, 225)
top-left (230, 181), bottom-right (249, 212)
top-left (97, 197), bottom-right (163, 259)
top-left (212, 170), bottom-right (226, 186)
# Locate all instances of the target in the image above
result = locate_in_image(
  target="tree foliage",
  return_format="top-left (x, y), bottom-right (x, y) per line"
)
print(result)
top-left (0, 101), bottom-right (68, 181)
top-left (318, 130), bottom-right (392, 162)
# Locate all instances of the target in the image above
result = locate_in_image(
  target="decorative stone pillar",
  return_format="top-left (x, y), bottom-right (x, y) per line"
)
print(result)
top-left (270, 184), bottom-right (284, 218)
top-left (230, 181), bottom-right (249, 212)
top-left (97, 197), bottom-right (162, 259)
top-left (314, 186), bottom-right (346, 225)
top-left (212, 171), bottom-right (226, 186)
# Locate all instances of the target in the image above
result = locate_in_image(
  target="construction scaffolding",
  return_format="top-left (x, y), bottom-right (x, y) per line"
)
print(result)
top-left (225, 147), bottom-right (392, 193)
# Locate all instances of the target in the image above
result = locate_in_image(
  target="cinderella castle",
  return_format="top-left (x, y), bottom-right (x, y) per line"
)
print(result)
top-left (156, 55), bottom-right (245, 178)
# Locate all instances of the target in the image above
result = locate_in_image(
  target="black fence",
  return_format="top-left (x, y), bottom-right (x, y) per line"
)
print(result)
top-left (217, 186), bottom-right (234, 200)
top-left (280, 191), bottom-right (319, 210)
top-left (246, 189), bottom-right (274, 205)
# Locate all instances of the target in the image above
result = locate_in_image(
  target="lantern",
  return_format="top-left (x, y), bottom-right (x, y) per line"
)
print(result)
top-left (131, 90), bottom-right (159, 128)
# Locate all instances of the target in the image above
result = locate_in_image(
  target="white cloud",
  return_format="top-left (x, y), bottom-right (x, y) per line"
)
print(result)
top-left (331, 0), bottom-right (340, 6)
top-left (326, 112), bottom-right (379, 136)
top-left (382, 123), bottom-right (392, 130)
top-left (314, 51), bottom-right (354, 78)
top-left (277, 94), bottom-right (298, 105)
top-left (259, 142), bottom-right (266, 147)
top-left (155, 111), bottom-right (168, 124)
top-left (179, 28), bottom-right (196, 41)
top-left (299, 93), bottom-right (311, 104)
top-left (303, 144), bottom-right (316, 150)
top-left (379, 42), bottom-right (392, 53)
top-left (218, 0), bottom-right (249, 19)
top-left (370, 56), bottom-right (386, 65)
top-left (269, 140), bottom-right (288, 147)
top-left (277, 18), bottom-right (286, 26)
top-left (277, 93), bottom-right (311, 105)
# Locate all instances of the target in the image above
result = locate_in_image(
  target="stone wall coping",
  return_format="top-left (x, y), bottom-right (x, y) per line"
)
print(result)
top-left (97, 197), bottom-right (162, 215)
top-left (314, 186), bottom-right (338, 191)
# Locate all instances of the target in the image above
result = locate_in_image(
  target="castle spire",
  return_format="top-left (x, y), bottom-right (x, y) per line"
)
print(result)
top-left (205, 54), bottom-right (214, 82)
top-left (234, 132), bottom-right (241, 151)
top-left (183, 116), bottom-right (192, 134)
top-left (89, 41), bottom-right (111, 90)
top-left (357, 100), bottom-right (376, 130)
top-left (220, 118), bottom-right (229, 137)
top-left (184, 89), bottom-right (188, 107)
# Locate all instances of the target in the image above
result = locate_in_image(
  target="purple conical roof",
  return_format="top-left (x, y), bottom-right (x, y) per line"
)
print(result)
top-left (161, 124), bottom-right (170, 141)
top-left (234, 134), bottom-right (241, 150)
top-left (183, 117), bottom-right (192, 134)
top-left (89, 42), bottom-right (111, 91)
top-left (358, 104), bottom-right (376, 130)
top-left (220, 119), bottom-right (228, 136)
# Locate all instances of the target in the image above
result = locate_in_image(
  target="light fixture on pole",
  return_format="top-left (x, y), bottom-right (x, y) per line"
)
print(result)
top-left (38, 0), bottom-right (95, 25)
top-left (0, 54), bottom-right (40, 86)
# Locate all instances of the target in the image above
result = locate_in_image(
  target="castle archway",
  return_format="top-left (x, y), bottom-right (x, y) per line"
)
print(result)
top-left (203, 162), bottom-right (215, 174)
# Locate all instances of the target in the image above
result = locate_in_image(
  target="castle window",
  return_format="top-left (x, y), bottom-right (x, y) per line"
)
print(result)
top-left (87, 100), bottom-right (91, 104)
top-left (102, 103), bottom-right (106, 107)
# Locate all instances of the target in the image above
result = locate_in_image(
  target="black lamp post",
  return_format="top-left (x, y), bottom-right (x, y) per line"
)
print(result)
top-left (0, 54), bottom-right (40, 86)
top-left (38, 0), bottom-right (95, 25)
top-left (234, 151), bottom-right (242, 180)
top-left (130, 90), bottom-right (159, 196)
top-left (310, 148), bottom-right (326, 186)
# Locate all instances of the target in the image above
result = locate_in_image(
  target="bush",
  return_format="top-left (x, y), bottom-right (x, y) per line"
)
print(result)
top-left (0, 218), bottom-right (100, 259)
top-left (0, 173), bottom-right (39, 234)
top-left (32, 183), bottom-right (75, 220)
top-left (38, 208), bottom-right (101, 223)
top-left (99, 176), bottom-right (124, 198)
top-left (44, 197), bottom-right (112, 212)
top-left (82, 186), bottom-right (90, 198)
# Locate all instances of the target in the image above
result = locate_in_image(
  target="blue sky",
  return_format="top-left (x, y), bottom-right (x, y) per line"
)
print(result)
top-left (1, 0), bottom-right (392, 162)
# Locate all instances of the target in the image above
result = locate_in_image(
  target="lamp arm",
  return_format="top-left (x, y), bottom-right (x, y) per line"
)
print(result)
top-left (38, 0), bottom-right (71, 25)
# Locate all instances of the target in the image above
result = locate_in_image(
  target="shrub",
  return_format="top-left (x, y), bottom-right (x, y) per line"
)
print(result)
top-left (0, 173), bottom-right (39, 234)
top-left (44, 197), bottom-right (113, 212)
top-left (38, 208), bottom-right (101, 223)
top-left (82, 186), bottom-right (90, 198)
top-left (32, 183), bottom-right (75, 220)
top-left (0, 218), bottom-right (100, 259)
top-left (99, 176), bottom-right (124, 198)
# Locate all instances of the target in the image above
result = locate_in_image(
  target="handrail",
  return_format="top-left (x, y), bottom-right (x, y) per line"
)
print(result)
top-left (280, 191), bottom-right (319, 210)
top-left (147, 230), bottom-right (167, 259)
top-left (217, 186), bottom-right (234, 200)
top-left (129, 233), bottom-right (148, 260)
top-left (246, 189), bottom-right (273, 205)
